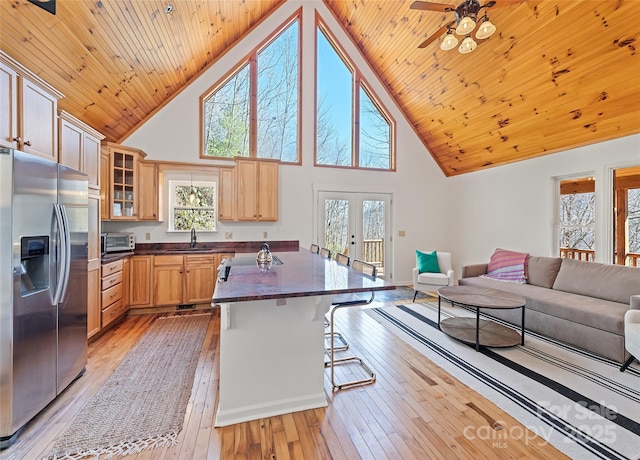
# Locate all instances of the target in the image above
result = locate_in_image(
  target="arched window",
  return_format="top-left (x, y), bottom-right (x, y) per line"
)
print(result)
top-left (315, 16), bottom-right (394, 170)
top-left (201, 12), bottom-right (300, 163)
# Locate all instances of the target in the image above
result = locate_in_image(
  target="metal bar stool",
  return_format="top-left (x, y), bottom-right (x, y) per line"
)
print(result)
top-left (326, 259), bottom-right (377, 390)
top-left (324, 253), bottom-right (351, 356)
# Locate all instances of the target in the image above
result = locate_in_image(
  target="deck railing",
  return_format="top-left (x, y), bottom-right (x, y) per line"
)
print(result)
top-left (627, 253), bottom-right (640, 267)
top-left (560, 248), bottom-right (640, 267)
top-left (363, 239), bottom-right (384, 269)
top-left (559, 248), bottom-right (594, 262)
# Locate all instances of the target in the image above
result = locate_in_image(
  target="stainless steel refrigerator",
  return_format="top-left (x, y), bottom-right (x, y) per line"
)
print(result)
top-left (0, 148), bottom-right (88, 448)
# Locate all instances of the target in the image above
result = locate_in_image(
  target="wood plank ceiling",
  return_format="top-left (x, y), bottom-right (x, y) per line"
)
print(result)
top-left (1, 0), bottom-right (638, 176)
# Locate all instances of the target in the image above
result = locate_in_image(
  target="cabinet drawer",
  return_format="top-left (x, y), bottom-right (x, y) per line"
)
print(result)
top-left (154, 255), bottom-right (184, 266)
top-left (102, 259), bottom-right (123, 276)
top-left (186, 254), bottom-right (215, 265)
top-left (101, 283), bottom-right (123, 308)
top-left (102, 299), bottom-right (126, 328)
top-left (101, 271), bottom-right (122, 290)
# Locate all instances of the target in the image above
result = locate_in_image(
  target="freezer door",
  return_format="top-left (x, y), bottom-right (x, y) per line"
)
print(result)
top-left (56, 164), bottom-right (88, 394)
top-left (1, 150), bottom-right (58, 440)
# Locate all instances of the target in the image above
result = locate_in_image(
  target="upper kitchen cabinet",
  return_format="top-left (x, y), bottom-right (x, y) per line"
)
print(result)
top-left (58, 111), bottom-right (104, 193)
top-left (138, 161), bottom-right (159, 221)
top-left (0, 51), bottom-right (63, 161)
top-left (218, 167), bottom-right (236, 221)
top-left (101, 142), bottom-right (146, 220)
top-left (235, 158), bottom-right (279, 221)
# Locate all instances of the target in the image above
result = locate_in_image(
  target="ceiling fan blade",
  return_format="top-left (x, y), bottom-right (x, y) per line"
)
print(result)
top-left (418, 22), bottom-right (453, 49)
top-left (410, 1), bottom-right (455, 12)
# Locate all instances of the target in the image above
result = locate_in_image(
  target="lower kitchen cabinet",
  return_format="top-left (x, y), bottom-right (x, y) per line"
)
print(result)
top-left (150, 253), bottom-right (231, 308)
top-left (130, 255), bottom-right (153, 308)
top-left (87, 262), bottom-right (101, 339)
top-left (154, 255), bottom-right (185, 306)
top-left (101, 259), bottom-right (128, 329)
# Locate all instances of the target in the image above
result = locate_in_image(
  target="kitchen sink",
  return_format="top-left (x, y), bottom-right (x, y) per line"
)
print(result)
top-left (167, 247), bottom-right (214, 253)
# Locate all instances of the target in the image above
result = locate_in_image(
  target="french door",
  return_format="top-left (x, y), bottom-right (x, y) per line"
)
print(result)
top-left (317, 191), bottom-right (391, 279)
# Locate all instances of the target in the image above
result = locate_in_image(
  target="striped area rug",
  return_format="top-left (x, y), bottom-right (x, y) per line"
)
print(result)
top-left (367, 302), bottom-right (640, 460)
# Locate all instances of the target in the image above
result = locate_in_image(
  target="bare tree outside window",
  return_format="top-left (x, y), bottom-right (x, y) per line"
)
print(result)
top-left (202, 18), bottom-right (300, 162)
top-left (203, 66), bottom-right (250, 158)
top-left (315, 23), bottom-right (393, 170)
top-left (628, 188), bottom-right (640, 254)
top-left (257, 23), bottom-right (299, 162)
top-left (359, 86), bottom-right (391, 169)
top-left (559, 192), bottom-right (595, 250)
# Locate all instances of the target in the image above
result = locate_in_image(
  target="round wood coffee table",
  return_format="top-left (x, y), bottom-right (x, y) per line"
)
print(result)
top-left (437, 286), bottom-right (526, 351)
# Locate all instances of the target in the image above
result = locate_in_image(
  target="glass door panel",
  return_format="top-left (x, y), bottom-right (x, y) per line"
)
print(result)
top-left (318, 191), bottom-right (391, 279)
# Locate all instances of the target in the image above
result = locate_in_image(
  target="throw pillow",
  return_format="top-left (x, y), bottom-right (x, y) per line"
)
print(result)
top-left (416, 250), bottom-right (440, 274)
top-left (484, 248), bottom-right (529, 283)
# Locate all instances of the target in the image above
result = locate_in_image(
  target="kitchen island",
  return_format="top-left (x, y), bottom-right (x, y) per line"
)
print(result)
top-left (211, 248), bottom-right (394, 427)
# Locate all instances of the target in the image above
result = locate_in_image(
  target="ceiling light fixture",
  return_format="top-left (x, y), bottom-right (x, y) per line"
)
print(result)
top-left (164, 4), bottom-right (173, 14)
top-left (449, 0), bottom-right (496, 54)
top-left (440, 28), bottom-right (459, 51)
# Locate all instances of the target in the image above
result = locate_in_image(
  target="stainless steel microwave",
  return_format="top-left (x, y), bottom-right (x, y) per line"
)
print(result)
top-left (101, 232), bottom-right (135, 254)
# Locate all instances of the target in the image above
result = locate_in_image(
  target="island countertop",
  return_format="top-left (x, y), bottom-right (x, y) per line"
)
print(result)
top-left (212, 247), bottom-right (394, 303)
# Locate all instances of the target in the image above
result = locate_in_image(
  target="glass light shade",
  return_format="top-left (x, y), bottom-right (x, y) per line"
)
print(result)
top-left (458, 36), bottom-right (477, 54)
top-left (440, 32), bottom-right (459, 51)
top-left (455, 16), bottom-right (476, 36)
top-left (475, 19), bottom-right (496, 40)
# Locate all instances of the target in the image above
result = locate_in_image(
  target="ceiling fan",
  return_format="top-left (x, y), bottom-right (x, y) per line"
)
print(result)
top-left (410, 0), bottom-right (501, 53)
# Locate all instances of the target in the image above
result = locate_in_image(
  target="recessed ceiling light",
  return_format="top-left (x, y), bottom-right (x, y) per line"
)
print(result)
top-left (164, 5), bottom-right (173, 14)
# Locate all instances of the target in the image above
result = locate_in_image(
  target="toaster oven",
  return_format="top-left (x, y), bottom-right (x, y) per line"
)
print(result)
top-left (101, 232), bottom-right (135, 254)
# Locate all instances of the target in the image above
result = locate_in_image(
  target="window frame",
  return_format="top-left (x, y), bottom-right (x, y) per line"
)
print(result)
top-left (168, 179), bottom-right (218, 233)
top-left (199, 9), bottom-right (302, 164)
top-left (314, 14), bottom-right (396, 171)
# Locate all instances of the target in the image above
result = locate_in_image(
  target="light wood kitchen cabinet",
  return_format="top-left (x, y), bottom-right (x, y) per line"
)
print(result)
top-left (0, 51), bottom-right (63, 160)
top-left (87, 264), bottom-right (101, 339)
top-left (235, 158), bottom-right (279, 221)
top-left (87, 195), bottom-right (101, 339)
top-left (138, 161), bottom-right (159, 220)
top-left (99, 149), bottom-right (110, 220)
top-left (101, 142), bottom-right (147, 220)
top-left (185, 255), bottom-right (217, 304)
top-left (122, 258), bottom-right (131, 310)
top-left (151, 253), bottom-right (227, 307)
top-left (218, 167), bottom-right (236, 221)
top-left (153, 255), bottom-right (185, 306)
top-left (101, 259), bottom-right (128, 329)
top-left (130, 255), bottom-right (153, 308)
top-left (58, 110), bottom-right (104, 192)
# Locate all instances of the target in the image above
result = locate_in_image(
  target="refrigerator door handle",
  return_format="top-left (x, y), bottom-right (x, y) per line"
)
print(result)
top-left (59, 204), bottom-right (72, 303)
top-left (53, 204), bottom-right (68, 305)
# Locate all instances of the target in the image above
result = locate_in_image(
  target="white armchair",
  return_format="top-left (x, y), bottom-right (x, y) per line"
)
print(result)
top-left (620, 295), bottom-right (640, 372)
top-left (412, 251), bottom-right (454, 302)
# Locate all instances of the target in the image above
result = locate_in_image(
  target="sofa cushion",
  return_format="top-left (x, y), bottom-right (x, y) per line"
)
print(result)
top-left (459, 275), bottom-right (626, 335)
top-left (485, 248), bottom-right (528, 283)
top-left (527, 256), bottom-right (562, 288)
top-left (552, 258), bottom-right (640, 304)
top-left (417, 272), bottom-right (450, 286)
top-left (416, 250), bottom-right (440, 274)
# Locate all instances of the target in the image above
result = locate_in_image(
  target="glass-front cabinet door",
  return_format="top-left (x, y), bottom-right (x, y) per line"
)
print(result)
top-left (110, 149), bottom-right (138, 220)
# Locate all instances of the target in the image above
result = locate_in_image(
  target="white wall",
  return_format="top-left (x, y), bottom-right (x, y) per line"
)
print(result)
top-left (448, 134), bottom-right (640, 277)
top-left (103, 0), bottom-right (451, 286)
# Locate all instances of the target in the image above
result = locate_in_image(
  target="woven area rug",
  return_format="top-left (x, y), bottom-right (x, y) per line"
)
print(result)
top-left (367, 302), bottom-right (640, 460)
top-left (45, 313), bottom-right (211, 460)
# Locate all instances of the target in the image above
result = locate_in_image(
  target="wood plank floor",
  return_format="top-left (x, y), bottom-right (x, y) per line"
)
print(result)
top-left (1, 288), bottom-right (567, 459)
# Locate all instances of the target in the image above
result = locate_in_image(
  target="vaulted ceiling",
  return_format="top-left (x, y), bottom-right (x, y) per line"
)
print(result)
top-left (1, 0), bottom-right (638, 176)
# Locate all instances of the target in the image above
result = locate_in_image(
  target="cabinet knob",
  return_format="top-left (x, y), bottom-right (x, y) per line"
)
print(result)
top-left (12, 137), bottom-right (21, 143)
top-left (24, 140), bottom-right (32, 146)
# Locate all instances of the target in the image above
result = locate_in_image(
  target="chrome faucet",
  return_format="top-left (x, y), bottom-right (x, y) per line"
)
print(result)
top-left (190, 227), bottom-right (197, 248)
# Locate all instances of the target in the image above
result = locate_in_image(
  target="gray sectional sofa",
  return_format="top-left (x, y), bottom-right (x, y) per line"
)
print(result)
top-left (459, 256), bottom-right (640, 363)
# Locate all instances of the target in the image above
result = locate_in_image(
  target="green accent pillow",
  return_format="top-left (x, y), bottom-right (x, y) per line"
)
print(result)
top-left (416, 250), bottom-right (440, 274)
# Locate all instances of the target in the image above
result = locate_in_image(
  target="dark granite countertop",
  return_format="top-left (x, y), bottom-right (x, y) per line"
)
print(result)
top-left (101, 240), bottom-right (299, 263)
top-left (212, 248), bottom-right (395, 303)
